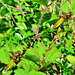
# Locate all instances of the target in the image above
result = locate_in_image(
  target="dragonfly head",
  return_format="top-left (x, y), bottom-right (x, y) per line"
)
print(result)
top-left (64, 12), bottom-right (73, 20)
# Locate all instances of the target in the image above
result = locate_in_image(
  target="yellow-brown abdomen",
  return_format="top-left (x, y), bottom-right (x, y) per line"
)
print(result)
top-left (52, 18), bottom-right (64, 29)
top-left (4, 59), bottom-right (14, 72)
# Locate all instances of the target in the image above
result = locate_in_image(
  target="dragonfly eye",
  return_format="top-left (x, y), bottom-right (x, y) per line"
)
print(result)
top-left (65, 17), bottom-right (68, 19)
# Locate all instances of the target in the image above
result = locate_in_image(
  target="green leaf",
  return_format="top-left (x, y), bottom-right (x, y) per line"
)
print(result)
top-left (12, 45), bottom-right (26, 53)
top-left (27, 31), bottom-right (34, 37)
top-left (5, 69), bottom-right (27, 75)
top-left (45, 49), bottom-right (61, 62)
top-left (71, 0), bottom-right (75, 14)
top-left (26, 46), bottom-right (46, 58)
top-left (26, 0), bottom-right (49, 5)
top-left (14, 69), bottom-right (26, 75)
top-left (24, 53), bottom-right (40, 63)
top-left (61, 0), bottom-right (69, 12)
top-left (66, 55), bottom-right (75, 64)
top-left (27, 70), bottom-right (46, 75)
top-left (4, 71), bottom-right (12, 75)
top-left (15, 33), bottom-right (23, 40)
top-left (6, 29), bottom-right (11, 34)
top-left (61, 0), bottom-right (75, 14)
top-left (20, 31), bottom-right (34, 39)
top-left (16, 22), bottom-right (27, 30)
top-left (22, 59), bottom-right (38, 73)
top-left (0, 33), bottom-right (5, 38)
top-left (15, 15), bottom-right (22, 22)
top-left (65, 35), bottom-right (74, 53)
top-left (0, 47), bottom-right (10, 64)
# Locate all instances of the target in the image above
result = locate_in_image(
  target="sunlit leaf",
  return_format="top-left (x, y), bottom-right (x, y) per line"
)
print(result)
top-left (66, 55), bottom-right (75, 64)
top-left (27, 70), bottom-right (46, 75)
top-left (45, 49), bottom-right (61, 62)
top-left (25, 0), bottom-right (49, 5)
top-left (0, 48), bottom-right (10, 64)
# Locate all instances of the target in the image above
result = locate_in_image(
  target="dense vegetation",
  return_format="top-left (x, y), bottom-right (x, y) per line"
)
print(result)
top-left (0, 0), bottom-right (75, 75)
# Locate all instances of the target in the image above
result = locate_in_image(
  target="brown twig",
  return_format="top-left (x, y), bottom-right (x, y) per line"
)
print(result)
top-left (55, 5), bottom-right (65, 13)
top-left (44, 67), bottom-right (50, 75)
top-left (68, 0), bottom-right (71, 12)
top-left (37, 6), bottom-right (47, 34)
top-left (37, 29), bottom-right (63, 71)
top-left (36, 6), bottom-right (47, 47)
top-left (0, 9), bottom-right (43, 19)
top-left (59, 0), bottom-right (63, 16)
top-left (0, 1), bottom-right (21, 30)
top-left (17, 0), bottom-right (44, 46)
top-left (72, 25), bottom-right (75, 49)
top-left (0, 3), bottom-right (20, 11)
top-left (0, 0), bottom-right (44, 46)
top-left (17, 0), bottom-right (32, 28)
top-left (53, 0), bottom-right (57, 14)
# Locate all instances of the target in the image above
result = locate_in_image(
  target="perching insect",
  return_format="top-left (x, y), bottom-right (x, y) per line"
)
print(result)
top-left (4, 59), bottom-right (14, 72)
top-left (52, 12), bottom-right (73, 29)
top-left (4, 51), bottom-right (21, 72)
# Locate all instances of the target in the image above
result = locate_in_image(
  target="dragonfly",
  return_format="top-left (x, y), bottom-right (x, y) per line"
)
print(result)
top-left (4, 51), bottom-right (21, 72)
top-left (52, 12), bottom-right (73, 29)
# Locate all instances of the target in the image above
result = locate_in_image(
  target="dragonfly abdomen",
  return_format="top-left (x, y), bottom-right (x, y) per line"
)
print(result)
top-left (52, 18), bottom-right (64, 29)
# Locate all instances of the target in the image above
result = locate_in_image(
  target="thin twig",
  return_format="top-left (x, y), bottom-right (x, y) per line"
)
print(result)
top-left (17, 0), bottom-right (32, 28)
top-left (0, 0), bottom-right (21, 30)
top-left (17, 0), bottom-right (44, 46)
top-left (55, 5), bottom-right (65, 13)
top-left (37, 6), bottom-right (47, 34)
top-left (1, 0), bottom-right (44, 46)
top-left (37, 29), bottom-right (63, 71)
top-left (0, 10), bottom-right (43, 19)
top-left (68, 0), bottom-right (71, 12)
top-left (0, 2), bottom-right (20, 11)
top-left (53, 0), bottom-right (57, 14)
top-left (59, 0), bottom-right (63, 16)
top-left (36, 6), bottom-right (47, 47)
